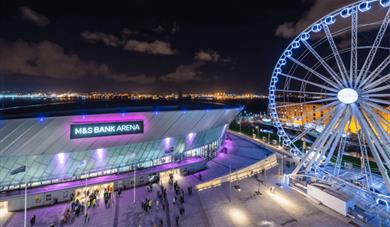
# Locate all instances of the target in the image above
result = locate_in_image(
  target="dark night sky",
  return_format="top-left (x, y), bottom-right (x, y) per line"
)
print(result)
top-left (0, 0), bottom-right (354, 93)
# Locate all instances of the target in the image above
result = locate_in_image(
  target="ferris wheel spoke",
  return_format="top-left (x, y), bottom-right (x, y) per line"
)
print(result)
top-left (293, 101), bottom-right (338, 124)
top-left (352, 105), bottom-right (390, 192)
top-left (363, 83), bottom-right (390, 94)
top-left (275, 89), bottom-right (336, 97)
top-left (363, 107), bottom-right (390, 148)
top-left (355, 7), bottom-right (390, 88)
top-left (309, 109), bottom-right (347, 168)
top-left (292, 104), bottom-right (346, 175)
top-left (353, 116), bottom-right (374, 189)
top-left (276, 98), bottom-right (338, 109)
top-left (361, 100), bottom-right (390, 115)
top-left (302, 40), bottom-right (345, 87)
top-left (324, 113), bottom-right (351, 172)
top-left (304, 105), bottom-right (349, 172)
top-left (359, 55), bottom-right (390, 89)
top-left (366, 98), bottom-right (390, 106)
top-left (362, 73), bottom-right (390, 91)
top-left (288, 57), bottom-right (341, 89)
top-left (290, 107), bottom-right (337, 144)
top-left (278, 72), bottom-right (339, 92)
top-left (362, 106), bottom-right (390, 131)
top-left (322, 23), bottom-right (349, 87)
top-left (350, 8), bottom-right (358, 87)
top-left (361, 110), bottom-right (390, 165)
top-left (322, 132), bottom-right (342, 167)
top-left (364, 93), bottom-right (390, 98)
top-left (315, 106), bottom-right (351, 168)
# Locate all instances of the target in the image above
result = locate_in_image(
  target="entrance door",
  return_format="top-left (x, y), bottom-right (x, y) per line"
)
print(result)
top-left (159, 169), bottom-right (182, 185)
top-left (0, 201), bottom-right (7, 219)
top-left (74, 182), bottom-right (113, 203)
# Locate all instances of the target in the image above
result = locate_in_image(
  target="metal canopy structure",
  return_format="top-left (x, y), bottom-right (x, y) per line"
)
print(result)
top-left (268, 0), bottom-right (390, 194)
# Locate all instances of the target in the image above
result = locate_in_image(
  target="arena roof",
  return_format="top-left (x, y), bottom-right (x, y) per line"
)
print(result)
top-left (0, 99), bottom-right (243, 119)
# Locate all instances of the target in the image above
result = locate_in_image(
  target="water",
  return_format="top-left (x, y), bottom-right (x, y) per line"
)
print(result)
top-left (217, 98), bottom-right (268, 114)
top-left (0, 98), bottom-right (269, 114)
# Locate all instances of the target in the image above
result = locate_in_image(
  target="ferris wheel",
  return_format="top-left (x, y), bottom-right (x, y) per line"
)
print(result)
top-left (268, 0), bottom-right (390, 194)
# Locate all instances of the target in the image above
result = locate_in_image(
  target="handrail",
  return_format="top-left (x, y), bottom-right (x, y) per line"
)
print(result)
top-left (196, 154), bottom-right (278, 191)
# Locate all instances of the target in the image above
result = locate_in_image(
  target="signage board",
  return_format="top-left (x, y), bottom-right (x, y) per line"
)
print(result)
top-left (70, 121), bottom-right (143, 139)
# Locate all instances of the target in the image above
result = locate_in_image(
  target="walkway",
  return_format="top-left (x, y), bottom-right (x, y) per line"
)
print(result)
top-left (4, 133), bottom-right (352, 226)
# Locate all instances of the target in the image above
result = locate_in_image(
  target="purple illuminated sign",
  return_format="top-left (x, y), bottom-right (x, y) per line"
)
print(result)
top-left (70, 121), bottom-right (144, 139)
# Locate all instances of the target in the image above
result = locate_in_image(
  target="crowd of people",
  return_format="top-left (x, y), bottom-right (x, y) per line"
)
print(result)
top-left (28, 173), bottom-right (195, 227)
top-left (138, 173), bottom-right (193, 227)
top-left (56, 185), bottom-right (114, 225)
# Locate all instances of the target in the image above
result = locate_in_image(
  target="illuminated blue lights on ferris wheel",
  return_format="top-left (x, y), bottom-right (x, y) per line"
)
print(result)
top-left (340, 8), bottom-right (352, 18)
top-left (267, 0), bottom-right (390, 194)
top-left (284, 50), bottom-right (292, 57)
top-left (300, 33), bottom-right (310, 41)
top-left (359, 1), bottom-right (372, 12)
top-left (292, 41), bottom-right (301, 49)
top-left (312, 24), bottom-right (322, 32)
top-left (380, 0), bottom-right (390, 7)
top-left (325, 16), bottom-right (336, 25)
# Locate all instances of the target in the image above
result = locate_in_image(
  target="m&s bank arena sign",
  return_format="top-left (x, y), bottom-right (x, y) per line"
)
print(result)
top-left (70, 121), bottom-right (144, 139)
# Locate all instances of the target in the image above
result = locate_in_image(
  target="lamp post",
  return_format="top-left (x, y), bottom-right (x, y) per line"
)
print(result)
top-left (10, 164), bottom-right (28, 227)
top-left (133, 167), bottom-right (136, 204)
top-left (229, 164), bottom-right (232, 203)
top-left (24, 159), bottom-right (27, 227)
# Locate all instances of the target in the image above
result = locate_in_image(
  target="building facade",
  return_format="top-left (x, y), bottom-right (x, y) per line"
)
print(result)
top-left (0, 103), bottom-right (241, 191)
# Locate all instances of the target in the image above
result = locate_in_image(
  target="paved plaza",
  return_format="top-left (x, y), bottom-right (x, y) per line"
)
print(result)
top-left (3, 134), bottom-right (353, 227)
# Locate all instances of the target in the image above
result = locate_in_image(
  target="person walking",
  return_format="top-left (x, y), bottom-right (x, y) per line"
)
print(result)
top-left (159, 218), bottom-right (163, 227)
top-left (172, 196), bottom-right (176, 205)
top-left (30, 215), bottom-right (36, 226)
top-left (84, 211), bottom-right (89, 223)
top-left (175, 214), bottom-right (180, 226)
top-left (148, 199), bottom-right (153, 211)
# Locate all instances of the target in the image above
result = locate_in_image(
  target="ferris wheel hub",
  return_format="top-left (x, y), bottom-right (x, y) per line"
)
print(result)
top-left (337, 88), bottom-right (358, 104)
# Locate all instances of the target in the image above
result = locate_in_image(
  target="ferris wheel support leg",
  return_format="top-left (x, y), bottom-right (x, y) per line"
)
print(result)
top-left (352, 105), bottom-right (390, 193)
top-left (334, 137), bottom-right (347, 176)
top-left (357, 129), bottom-right (373, 190)
top-left (323, 129), bottom-right (343, 167)
top-left (321, 107), bottom-right (351, 168)
top-left (291, 104), bottom-right (345, 175)
top-left (304, 105), bottom-right (348, 172)
top-left (313, 126), bottom-right (341, 167)
top-left (291, 107), bottom-right (337, 144)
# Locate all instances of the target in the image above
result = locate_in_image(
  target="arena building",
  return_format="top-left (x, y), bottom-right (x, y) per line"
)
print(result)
top-left (0, 100), bottom-right (241, 211)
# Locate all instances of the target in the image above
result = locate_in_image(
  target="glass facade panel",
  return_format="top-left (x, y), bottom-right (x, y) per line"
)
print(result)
top-left (0, 125), bottom-right (226, 190)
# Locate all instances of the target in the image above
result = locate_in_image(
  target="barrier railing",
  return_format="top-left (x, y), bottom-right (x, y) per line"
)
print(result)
top-left (196, 154), bottom-right (278, 191)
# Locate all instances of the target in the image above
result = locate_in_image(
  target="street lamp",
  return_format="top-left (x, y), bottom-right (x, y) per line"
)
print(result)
top-left (255, 126), bottom-right (259, 138)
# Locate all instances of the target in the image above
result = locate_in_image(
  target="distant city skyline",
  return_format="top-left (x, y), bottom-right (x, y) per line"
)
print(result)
top-left (0, 0), bottom-right (354, 92)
